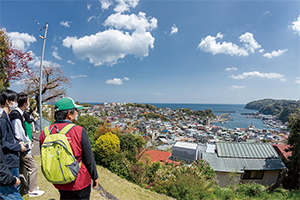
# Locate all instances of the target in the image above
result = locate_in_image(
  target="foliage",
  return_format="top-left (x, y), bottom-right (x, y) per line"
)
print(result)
top-left (23, 63), bottom-right (71, 113)
top-left (75, 115), bottom-right (103, 147)
top-left (0, 28), bottom-right (33, 91)
top-left (119, 133), bottom-right (146, 163)
top-left (152, 161), bottom-right (216, 199)
top-left (284, 113), bottom-right (300, 189)
top-left (83, 102), bottom-right (91, 107)
top-left (174, 108), bottom-right (216, 119)
top-left (94, 132), bottom-right (120, 166)
top-left (245, 99), bottom-right (300, 122)
top-left (94, 123), bottom-right (122, 141)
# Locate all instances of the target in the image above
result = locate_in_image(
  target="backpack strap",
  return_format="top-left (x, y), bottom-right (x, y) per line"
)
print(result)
top-left (43, 124), bottom-right (76, 138)
top-left (59, 124), bottom-right (76, 135)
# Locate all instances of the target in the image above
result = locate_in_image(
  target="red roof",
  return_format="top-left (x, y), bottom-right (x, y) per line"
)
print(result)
top-left (272, 144), bottom-right (292, 160)
top-left (139, 149), bottom-right (180, 165)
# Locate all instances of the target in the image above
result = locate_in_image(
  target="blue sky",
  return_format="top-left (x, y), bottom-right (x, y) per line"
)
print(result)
top-left (1, 0), bottom-right (300, 104)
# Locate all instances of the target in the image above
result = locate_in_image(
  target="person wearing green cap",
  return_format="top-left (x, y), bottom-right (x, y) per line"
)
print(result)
top-left (40, 97), bottom-right (98, 200)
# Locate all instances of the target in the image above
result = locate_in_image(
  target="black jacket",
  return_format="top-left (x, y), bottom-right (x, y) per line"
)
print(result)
top-left (0, 132), bottom-right (16, 186)
top-left (0, 110), bottom-right (21, 168)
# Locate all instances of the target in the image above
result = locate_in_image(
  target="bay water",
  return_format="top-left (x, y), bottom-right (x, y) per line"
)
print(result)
top-left (150, 103), bottom-right (264, 130)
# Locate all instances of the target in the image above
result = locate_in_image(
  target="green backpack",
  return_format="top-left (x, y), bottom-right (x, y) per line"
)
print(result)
top-left (41, 124), bottom-right (80, 184)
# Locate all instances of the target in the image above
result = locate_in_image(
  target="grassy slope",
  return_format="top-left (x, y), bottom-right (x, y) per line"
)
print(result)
top-left (21, 155), bottom-right (172, 200)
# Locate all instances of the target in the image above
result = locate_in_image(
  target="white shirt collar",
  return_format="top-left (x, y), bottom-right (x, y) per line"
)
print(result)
top-left (16, 107), bottom-right (24, 116)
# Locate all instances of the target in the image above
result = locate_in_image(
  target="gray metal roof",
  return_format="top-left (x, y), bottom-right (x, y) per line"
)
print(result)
top-left (216, 142), bottom-right (279, 159)
top-left (202, 153), bottom-right (286, 173)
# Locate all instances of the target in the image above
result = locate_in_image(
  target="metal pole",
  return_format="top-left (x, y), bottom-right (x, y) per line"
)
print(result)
top-left (39, 23), bottom-right (48, 132)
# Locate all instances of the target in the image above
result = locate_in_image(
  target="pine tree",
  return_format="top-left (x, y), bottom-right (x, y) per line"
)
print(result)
top-left (285, 113), bottom-right (300, 189)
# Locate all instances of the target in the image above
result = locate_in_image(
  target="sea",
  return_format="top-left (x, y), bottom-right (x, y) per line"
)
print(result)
top-left (150, 104), bottom-right (263, 130)
top-left (90, 103), bottom-right (266, 130)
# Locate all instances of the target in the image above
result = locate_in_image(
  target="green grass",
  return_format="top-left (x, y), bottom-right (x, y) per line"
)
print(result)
top-left (21, 155), bottom-right (172, 200)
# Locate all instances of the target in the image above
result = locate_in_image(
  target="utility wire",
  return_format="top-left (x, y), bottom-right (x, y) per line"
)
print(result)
top-left (5, 0), bottom-right (42, 30)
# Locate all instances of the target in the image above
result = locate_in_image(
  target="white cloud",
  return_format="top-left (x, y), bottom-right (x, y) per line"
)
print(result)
top-left (170, 24), bottom-right (178, 35)
top-left (71, 74), bottom-right (87, 79)
top-left (263, 49), bottom-right (288, 58)
top-left (63, 12), bottom-right (157, 66)
top-left (263, 11), bottom-right (272, 17)
top-left (100, 0), bottom-right (112, 10)
top-left (124, 77), bottom-right (130, 81)
top-left (67, 60), bottom-right (75, 65)
top-left (104, 12), bottom-right (157, 33)
top-left (230, 71), bottom-right (285, 81)
top-left (225, 67), bottom-right (237, 71)
top-left (295, 77), bottom-right (300, 84)
top-left (259, 49), bottom-right (265, 53)
top-left (60, 21), bottom-right (72, 28)
top-left (87, 3), bottom-right (92, 10)
top-left (7, 31), bottom-right (36, 51)
top-left (153, 93), bottom-right (164, 96)
top-left (114, 0), bottom-right (139, 13)
top-left (52, 46), bottom-right (62, 60)
top-left (197, 32), bottom-right (249, 56)
top-left (88, 16), bottom-right (97, 22)
top-left (239, 32), bottom-right (261, 53)
top-left (106, 78), bottom-right (123, 85)
top-left (229, 85), bottom-right (247, 90)
top-left (291, 15), bottom-right (300, 36)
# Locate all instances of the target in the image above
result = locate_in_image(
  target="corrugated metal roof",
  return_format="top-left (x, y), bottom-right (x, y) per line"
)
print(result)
top-left (202, 153), bottom-right (286, 173)
top-left (173, 141), bottom-right (198, 150)
top-left (216, 142), bottom-right (279, 159)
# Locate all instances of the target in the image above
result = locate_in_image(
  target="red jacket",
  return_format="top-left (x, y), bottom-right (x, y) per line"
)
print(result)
top-left (40, 120), bottom-right (98, 191)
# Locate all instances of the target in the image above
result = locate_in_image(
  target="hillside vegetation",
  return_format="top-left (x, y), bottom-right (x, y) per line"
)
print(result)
top-left (245, 99), bottom-right (300, 122)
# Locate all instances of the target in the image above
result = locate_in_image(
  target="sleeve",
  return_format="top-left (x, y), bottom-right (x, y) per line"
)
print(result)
top-left (23, 112), bottom-right (34, 123)
top-left (0, 120), bottom-right (21, 152)
top-left (11, 119), bottom-right (24, 141)
top-left (0, 147), bottom-right (17, 186)
top-left (81, 127), bottom-right (98, 180)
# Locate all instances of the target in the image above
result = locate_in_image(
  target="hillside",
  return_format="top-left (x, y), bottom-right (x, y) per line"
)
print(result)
top-left (245, 99), bottom-right (300, 122)
top-left (21, 155), bottom-right (172, 200)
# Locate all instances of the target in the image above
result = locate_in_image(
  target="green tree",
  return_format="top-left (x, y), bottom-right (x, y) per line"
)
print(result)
top-left (76, 115), bottom-right (103, 147)
top-left (285, 113), bottom-right (300, 189)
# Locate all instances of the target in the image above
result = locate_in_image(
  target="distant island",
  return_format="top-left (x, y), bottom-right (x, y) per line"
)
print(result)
top-left (245, 99), bottom-right (300, 123)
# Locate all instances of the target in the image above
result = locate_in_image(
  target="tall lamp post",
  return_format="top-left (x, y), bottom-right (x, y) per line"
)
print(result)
top-left (38, 23), bottom-right (48, 132)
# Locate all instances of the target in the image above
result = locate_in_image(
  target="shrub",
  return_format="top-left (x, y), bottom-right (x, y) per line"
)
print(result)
top-left (236, 183), bottom-right (266, 197)
top-left (151, 161), bottom-right (216, 199)
top-left (94, 123), bottom-right (122, 141)
top-left (76, 115), bottom-right (103, 147)
top-left (94, 132), bottom-right (120, 166)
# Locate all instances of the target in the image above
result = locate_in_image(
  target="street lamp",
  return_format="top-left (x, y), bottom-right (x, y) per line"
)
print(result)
top-left (38, 23), bottom-right (48, 132)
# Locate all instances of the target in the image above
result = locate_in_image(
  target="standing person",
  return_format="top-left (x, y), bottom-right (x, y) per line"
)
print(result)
top-left (9, 92), bottom-right (45, 197)
top-left (40, 97), bottom-right (98, 200)
top-left (23, 111), bottom-right (34, 142)
top-left (0, 90), bottom-right (27, 199)
top-left (0, 94), bottom-right (22, 200)
top-left (31, 108), bottom-right (39, 133)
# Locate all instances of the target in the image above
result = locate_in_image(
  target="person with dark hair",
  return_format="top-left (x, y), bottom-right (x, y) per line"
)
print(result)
top-left (40, 97), bottom-right (98, 200)
top-left (0, 90), bottom-right (27, 199)
top-left (9, 92), bottom-right (44, 197)
top-left (23, 111), bottom-right (34, 142)
top-left (31, 107), bottom-right (39, 133)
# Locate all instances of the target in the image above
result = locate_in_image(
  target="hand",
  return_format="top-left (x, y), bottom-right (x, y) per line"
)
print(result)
top-left (19, 142), bottom-right (25, 146)
top-left (20, 144), bottom-right (27, 152)
top-left (14, 177), bottom-right (21, 186)
top-left (92, 179), bottom-right (98, 189)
